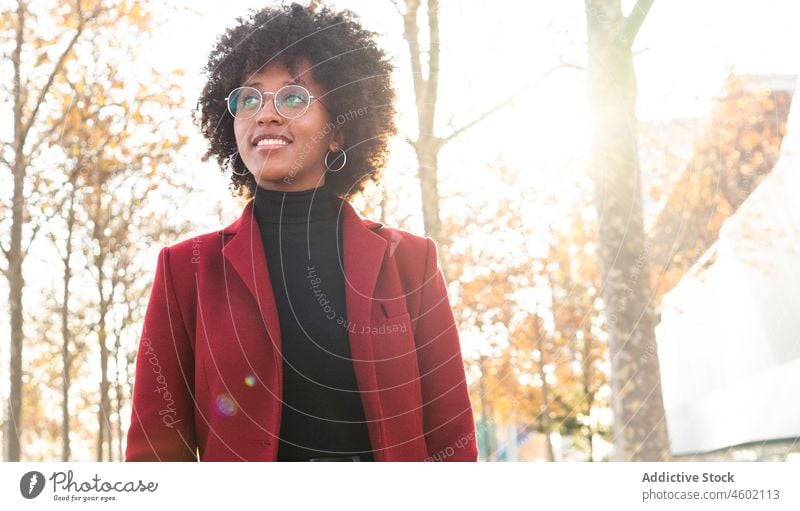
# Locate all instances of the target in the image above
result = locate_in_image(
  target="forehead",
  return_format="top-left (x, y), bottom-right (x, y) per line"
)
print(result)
top-left (239, 56), bottom-right (321, 91)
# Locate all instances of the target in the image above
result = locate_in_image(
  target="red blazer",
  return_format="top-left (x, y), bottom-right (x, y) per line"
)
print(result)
top-left (125, 198), bottom-right (478, 461)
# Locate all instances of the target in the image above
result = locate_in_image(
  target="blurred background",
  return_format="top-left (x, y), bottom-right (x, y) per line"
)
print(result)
top-left (1, 0), bottom-right (799, 461)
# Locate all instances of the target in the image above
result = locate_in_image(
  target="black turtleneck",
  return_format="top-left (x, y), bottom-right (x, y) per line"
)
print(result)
top-left (252, 178), bottom-right (373, 461)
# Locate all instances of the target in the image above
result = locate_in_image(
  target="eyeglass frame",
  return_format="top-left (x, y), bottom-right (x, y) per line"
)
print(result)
top-left (224, 84), bottom-right (330, 120)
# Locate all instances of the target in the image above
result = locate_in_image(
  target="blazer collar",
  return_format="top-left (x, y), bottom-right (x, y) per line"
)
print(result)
top-left (219, 198), bottom-right (384, 236)
top-left (217, 199), bottom-right (387, 332)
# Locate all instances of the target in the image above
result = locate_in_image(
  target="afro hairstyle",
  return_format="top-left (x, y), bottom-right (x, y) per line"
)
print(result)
top-left (194, 1), bottom-right (398, 200)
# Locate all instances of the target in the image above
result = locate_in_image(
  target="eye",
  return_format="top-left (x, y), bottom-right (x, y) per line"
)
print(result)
top-left (240, 95), bottom-right (260, 109)
top-left (282, 93), bottom-right (307, 107)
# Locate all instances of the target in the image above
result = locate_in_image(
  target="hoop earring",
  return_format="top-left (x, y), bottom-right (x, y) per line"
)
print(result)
top-left (325, 148), bottom-right (347, 172)
top-left (230, 151), bottom-right (249, 177)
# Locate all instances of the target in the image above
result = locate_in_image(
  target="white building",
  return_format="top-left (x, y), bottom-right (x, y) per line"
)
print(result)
top-left (655, 77), bottom-right (800, 456)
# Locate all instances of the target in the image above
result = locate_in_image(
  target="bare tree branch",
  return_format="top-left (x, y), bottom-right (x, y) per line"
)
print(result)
top-left (440, 63), bottom-right (582, 146)
top-left (0, 145), bottom-right (12, 169)
top-left (29, 77), bottom-right (83, 152)
top-left (19, 0), bottom-right (105, 148)
top-left (388, 0), bottom-right (404, 16)
top-left (20, 21), bottom-right (84, 147)
top-left (0, 241), bottom-right (9, 263)
top-left (619, 0), bottom-right (655, 46)
top-left (22, 222), bottom-right (43, 260)
top-left (23, 189), bottom-right (66, 260)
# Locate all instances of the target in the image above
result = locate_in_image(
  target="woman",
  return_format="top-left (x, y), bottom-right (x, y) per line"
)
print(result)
top-left (125, 2), bottom-right (477, 462)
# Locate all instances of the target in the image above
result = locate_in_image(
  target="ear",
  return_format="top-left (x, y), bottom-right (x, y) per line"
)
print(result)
top-left (329, 128), bottom-right (345, 152)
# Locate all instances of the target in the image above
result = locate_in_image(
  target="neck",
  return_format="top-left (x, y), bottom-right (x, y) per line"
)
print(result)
top-left (252, 178), bottom-right (337, 224)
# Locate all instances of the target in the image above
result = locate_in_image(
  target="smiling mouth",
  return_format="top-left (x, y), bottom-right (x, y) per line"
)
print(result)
top-left (252, 133), bottom-right (293, 148)
top-left (255, 138), bottom-right (290, 147)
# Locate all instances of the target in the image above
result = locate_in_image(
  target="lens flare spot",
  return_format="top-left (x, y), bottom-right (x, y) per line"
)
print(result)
top-left (215, 393), bottom-right (238, 417)
top-left (244, 375), bottom-right (256, 387)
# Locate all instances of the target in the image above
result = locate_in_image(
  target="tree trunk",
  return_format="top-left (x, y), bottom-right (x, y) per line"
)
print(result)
top-left (402, 0), bottom-right (444, 244)
top-left (95, 232), bottom-right (112, 460)
top-left (89, 173), bottom-right (112, 461)
top-left (60, 189), bottom-right (77, 461)
top-left (415, 139), bottom-right (443, 242)
top-left (114, 341), bottom-right (124, 461)
top-left (111, 276), bottom-right (133, 462)
top-left (583, 336), bottom-right (596, 462)
top-left (585, 0), bottom-right (670, 460)
top-left (477, 356), bottom-right (494, 461)
top-left (534, 314), bottom-right (556, 461)
top-left (96, 279), bottom-right (111, 461)
top-left (6, 0), bottom-right (27, 462)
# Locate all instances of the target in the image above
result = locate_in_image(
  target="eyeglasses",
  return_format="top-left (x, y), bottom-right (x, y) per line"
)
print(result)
top-left (225, 84), bottom-right (328, 120)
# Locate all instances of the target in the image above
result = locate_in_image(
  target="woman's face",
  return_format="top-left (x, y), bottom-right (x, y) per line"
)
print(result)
top-left (232, 57), bottom-right (342, 192)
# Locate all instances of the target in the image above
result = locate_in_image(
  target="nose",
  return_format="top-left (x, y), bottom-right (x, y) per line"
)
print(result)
top-left (256, 94), bottom-right (282, 125)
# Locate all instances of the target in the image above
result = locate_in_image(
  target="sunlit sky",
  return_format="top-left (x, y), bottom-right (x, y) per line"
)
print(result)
top-left (133, 0), bottom-right (800, 228)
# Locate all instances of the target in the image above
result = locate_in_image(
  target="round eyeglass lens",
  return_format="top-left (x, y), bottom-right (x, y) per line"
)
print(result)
top-left (275, 85), bottom-right (310, 118)
top-left (228, 87), bottom-right (262, 118)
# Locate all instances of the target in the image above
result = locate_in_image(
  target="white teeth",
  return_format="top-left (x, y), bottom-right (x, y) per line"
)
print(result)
top-left (256, 138), bottom-right (289, 146)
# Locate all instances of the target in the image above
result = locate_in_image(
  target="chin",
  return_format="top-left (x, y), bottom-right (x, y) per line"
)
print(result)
top-left (254, 174), bottom-right (291, 188)
top-left (259, 170), bottom-right (313, 188)
top-left (247, 163), bottom-right (286, 180)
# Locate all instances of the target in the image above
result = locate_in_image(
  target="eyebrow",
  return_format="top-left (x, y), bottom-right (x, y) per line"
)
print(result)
top-left (242, 79), bottom-right (308, 88)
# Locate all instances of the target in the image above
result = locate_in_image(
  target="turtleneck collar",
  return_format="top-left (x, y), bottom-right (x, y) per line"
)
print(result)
top-left (252, 178), bottom-right (338, 224)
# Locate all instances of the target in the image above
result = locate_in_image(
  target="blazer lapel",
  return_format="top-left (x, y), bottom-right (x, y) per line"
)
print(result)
top-left (220, 201), bottom-right (284, 370)
top-left (338, 199), bottom-right (389, 458)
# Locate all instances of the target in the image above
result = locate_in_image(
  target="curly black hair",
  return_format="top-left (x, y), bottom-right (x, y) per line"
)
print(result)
top-left (194, 2), bottom-right (398, 201)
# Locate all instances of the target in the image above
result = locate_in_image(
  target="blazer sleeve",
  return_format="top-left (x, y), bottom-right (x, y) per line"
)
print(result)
top-left (414, 237), bottom-right (478, 461)
top-left (125, 246), bottom-right (198, 461)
